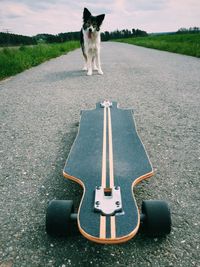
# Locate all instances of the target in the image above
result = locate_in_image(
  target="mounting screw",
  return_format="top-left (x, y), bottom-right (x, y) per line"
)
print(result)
top-left (96, 201), bottom-right (100, 207)
top-left (116, 201), bottom-right (120, 207)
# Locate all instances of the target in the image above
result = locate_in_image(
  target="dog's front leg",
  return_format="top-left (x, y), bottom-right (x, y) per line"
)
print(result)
top-left (82, 57), bottom-right (88, 71)
top-left (96, 50), bottom-right (103, 75)
top-left (87, 54), bottom-right (93, 76)
top-left (92, 57), bottom-right (98, 71)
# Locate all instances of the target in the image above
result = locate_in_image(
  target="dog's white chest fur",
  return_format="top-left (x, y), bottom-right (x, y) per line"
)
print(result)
top-left (84, 33), bottom-right (99, 50)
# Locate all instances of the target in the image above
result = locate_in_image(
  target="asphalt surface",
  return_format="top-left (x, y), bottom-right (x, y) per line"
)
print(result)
top-left (0, 42), bottom-right (200, 267)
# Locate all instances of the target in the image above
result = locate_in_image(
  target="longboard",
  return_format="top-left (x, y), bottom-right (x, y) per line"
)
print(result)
top-left (63, 101), bottom-right (154, 244)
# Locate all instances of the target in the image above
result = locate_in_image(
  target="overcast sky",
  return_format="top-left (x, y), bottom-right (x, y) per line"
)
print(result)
top-left (0, 0), bottom-right (200, 36)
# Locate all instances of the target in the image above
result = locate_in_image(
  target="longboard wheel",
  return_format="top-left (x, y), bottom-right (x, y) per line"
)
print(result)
top-left (46, 200), bottom-right (74, 237)
top-left (141, 200), bottom-right (171, 237)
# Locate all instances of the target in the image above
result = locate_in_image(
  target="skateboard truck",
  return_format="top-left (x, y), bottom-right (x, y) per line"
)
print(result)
top-left (94, 186), bottom-right (122, 215)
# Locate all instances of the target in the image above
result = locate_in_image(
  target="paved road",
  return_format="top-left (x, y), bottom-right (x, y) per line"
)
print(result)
top-left (0, 42), bottom-right (199, 267)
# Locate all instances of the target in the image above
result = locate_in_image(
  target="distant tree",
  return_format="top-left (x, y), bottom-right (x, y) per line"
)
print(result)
top-left (101, 31), bottom-right (110, 41)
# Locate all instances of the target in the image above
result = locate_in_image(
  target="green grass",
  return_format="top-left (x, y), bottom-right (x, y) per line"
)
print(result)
top-left (0, 41), bottom-right (80, 80)
top-left (115, 33), bottom-right (200, 58)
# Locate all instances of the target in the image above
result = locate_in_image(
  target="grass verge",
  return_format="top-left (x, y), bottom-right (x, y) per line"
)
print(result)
top-left (0, 41), bottom-right (80, 80)
top-left (115, 33), bottom-right (200, 58)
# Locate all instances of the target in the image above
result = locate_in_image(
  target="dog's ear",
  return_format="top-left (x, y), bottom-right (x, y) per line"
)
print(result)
top-left (83, 8), bottom-right (91, 21)
top-left (96, 14), bottom-right (105, 26)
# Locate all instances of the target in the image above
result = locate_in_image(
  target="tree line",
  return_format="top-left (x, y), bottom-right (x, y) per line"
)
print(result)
top-left (177, 27), bottom-right (200, 34)
top-left (32, 28), bottom-right (148, 43)
top-left (0, 28), bottom-right (148, 46)
top-left (101, 29), bottom-right (148, 40)
top-left (0, 32), bottom-right (37, 46)
top-left (34, 32), bottom-right (80, 43)
top-left (1, 27), bottom-right (199, 46)
top-left (35, 28), bottom-right (148, 43)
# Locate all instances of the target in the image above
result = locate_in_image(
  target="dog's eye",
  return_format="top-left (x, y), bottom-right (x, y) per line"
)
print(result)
top-left (83, 22), bottom-right (90, 30)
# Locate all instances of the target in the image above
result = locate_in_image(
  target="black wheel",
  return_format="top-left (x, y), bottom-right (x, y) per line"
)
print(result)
top-left (141, 200), bottom-right (171, 237)
top-left (46, 200), bottom-right (74, 237)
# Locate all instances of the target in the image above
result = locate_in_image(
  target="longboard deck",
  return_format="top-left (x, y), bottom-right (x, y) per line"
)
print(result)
top-left (63, 102), bottom-right (154, 244)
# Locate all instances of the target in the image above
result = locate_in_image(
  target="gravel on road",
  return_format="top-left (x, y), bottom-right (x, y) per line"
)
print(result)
top-left (0, 42), bottom-right (200, 267)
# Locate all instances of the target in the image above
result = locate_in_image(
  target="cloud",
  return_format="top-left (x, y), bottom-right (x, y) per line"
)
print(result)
top-left (0, 0), bottom-right (200, 35)
top-left (1, 2), bottom-right (32, 18)
top-left (131, 0), bottom-right (168, 11)
top-left (0, 1), bottom-right (79, 34)
top-left (1, 0), bottom-right (62, 11)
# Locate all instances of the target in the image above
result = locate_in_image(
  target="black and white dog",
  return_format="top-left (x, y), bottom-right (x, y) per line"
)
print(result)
top-left (80, 8), bottom-right (105, 76)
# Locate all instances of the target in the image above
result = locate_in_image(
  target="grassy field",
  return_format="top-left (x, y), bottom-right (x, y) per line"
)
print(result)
top-left (115, 33), bottom-right (200, 58)
top-left (0, 41), bottom-right (80, 80)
